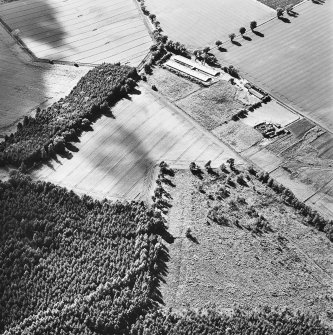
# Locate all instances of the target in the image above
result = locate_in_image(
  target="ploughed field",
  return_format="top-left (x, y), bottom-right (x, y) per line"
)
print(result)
top-left (145, 0), bottom-right (273, 49)
top-left (213, 0), bottom-right (333, 132)
top-left (0, 24), bottom-right (88, 133)
top-left (32, 84), bottom-right (241, 200)
top-left (0, 0), bottom-right (152, 66)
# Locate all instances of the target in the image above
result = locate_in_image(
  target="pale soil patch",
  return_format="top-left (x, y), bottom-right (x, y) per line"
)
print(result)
top-left (0, 0), bottom-right (151, 66)
top-left (161, 169), bottom-right (333, 325)
top-left (242, 100), bottom-right (299, 128)
top-left (175, 80), bottom-right (245, 131)
top-left (147, 67), bottom-right (200, 101)
top-left (0, 25), bottom-right (88, 134)
top-left (31, 84), bottom-right (241, 201)
top-left (212, 121), bottom-right (263, 153)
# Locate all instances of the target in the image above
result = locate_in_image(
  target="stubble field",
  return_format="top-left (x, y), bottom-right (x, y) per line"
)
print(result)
top-left (145, 0), bottom-right (273, 49)
top-left (161, 168), bottom-right (333, 326)
top-left (213, 0), bottom-right (333, 132)
top-left (32, 84), bottom-right (242, 201)
top-left (0, 0), bottom-right (152, 66)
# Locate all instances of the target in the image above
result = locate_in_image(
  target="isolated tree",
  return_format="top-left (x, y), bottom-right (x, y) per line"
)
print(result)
top-left (215, 40), bottom-right (222, 47)
top-left (276, 7), bottom-right (284, 17)
top-left (229, 33), bottom-right (236, 41)
top-left (250, 21), bottom-right (257, 30)
top-left (239, 27), bottom-right (246, 35)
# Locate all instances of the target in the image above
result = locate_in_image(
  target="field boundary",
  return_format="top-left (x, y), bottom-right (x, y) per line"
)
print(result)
top-left (0, 0), bottom-right (153, 69)
top-left (0, 15), bottom-right (96, 68)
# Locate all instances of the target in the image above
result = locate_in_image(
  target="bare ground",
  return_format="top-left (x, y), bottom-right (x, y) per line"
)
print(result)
top-left (160, 168), bottom-right (333, 327)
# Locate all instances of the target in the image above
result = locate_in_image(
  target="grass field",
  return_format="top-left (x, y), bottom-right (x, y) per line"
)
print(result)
top-left (0, 25), bottom-right (88, 133)
top-left (161, 168), bottom-right (333, 325)
top-left (175, 80), bottom-right (245, 130)
top-left (145, 0), bottom-right (273, 49)
top-left (32, 84), bottom-right (242, 200)
top-left (147, 67), bottom-right (201, 101)
top-left (213, 0), bottom-right (333, 132)
top-left (0, 0), bottom-right (152, 66)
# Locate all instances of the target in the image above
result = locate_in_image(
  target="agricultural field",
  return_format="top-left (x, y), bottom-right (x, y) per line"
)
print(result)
top-left (213, 0), bottom-right (333, 132)
top-left (145, 0), bottom-right (273, 49)
top-left (0, 0), bottom-right (152, 66)
top-left (257, 0), bottom-right (304, 9)
top-left (146, 67), bottom-right (201, 101)
top-left (161, 167), bottom-right (333, 326)
top-left (0, 24), bottom-right (88, 134)
top-left (32, 83), bottom-right (241, 201)
top-left (243, 120), bottom-right (333, 219)
top-left (175, 80), bottom-right (245, 130)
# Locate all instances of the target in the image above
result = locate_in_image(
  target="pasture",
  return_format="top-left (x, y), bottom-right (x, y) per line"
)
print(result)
top-left (0, 25), bottom-right (88, 133)
top-left (32, 84), bottom-right (241, 201)
top-left (213, 0), bottom-right (333, 132)
top-left (145, 0), bottom-right (273, 49)
top-left (0, 0), bottom-right (152, 66)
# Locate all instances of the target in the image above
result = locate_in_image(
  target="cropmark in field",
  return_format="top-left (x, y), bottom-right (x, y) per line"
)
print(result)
top-left (32, 84), bottom-right (241, 201)
top-left (161, 168), bottom-right (333, 325)
top-left (0, 0), bottom-right (152, 66)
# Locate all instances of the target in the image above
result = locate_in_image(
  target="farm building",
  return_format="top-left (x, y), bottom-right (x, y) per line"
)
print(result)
top-left (173, 55), bottom-right (220, 76)
top-left (165, 60), bottom-right (212, 82)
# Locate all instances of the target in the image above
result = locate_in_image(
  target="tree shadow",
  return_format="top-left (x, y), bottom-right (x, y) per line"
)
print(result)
top-left (187, 235), bottom-right (199, 244)
top-left (218, 47), bottom-right (228, 52)
top-left (65, 142), bottom-right (79, 153)
top-left (232, 40), bottom-right (242, 46)
top-left (242, 35), bottom-right (252, 41)
top-left (278, 16), bottom-right (291, 23)
top-left (253, 30), bottom-right (264, 37)
top-left (312, 0), bottom-right (325, 4)
top-left (287, 11), bottom-right (299, 17)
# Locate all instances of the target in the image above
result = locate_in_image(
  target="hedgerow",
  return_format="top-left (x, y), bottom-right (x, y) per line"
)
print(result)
top-left (0, 64), bottom-right (139, 167)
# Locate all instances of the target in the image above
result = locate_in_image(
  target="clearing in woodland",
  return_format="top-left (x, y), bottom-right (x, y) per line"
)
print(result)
top-left (161, 167), bottom-right (333, 327)
top-left (144, 0), bottom-right (273, 49)
top-left (0, 0), bottom-right (152, 66)
top-left (32, 84), bottom-right (242, 201)
top-left (213, 0), bottom-right (333, 132)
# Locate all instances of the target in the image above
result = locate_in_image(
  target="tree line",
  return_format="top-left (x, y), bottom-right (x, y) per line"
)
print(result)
top-left (0, 64), bottom-right (138, 168)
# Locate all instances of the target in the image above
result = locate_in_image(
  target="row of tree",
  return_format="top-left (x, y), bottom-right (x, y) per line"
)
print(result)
top-left (0, 64), bottom-right (138, 167)
top-left (249, 166), bottom-right (333, 241)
